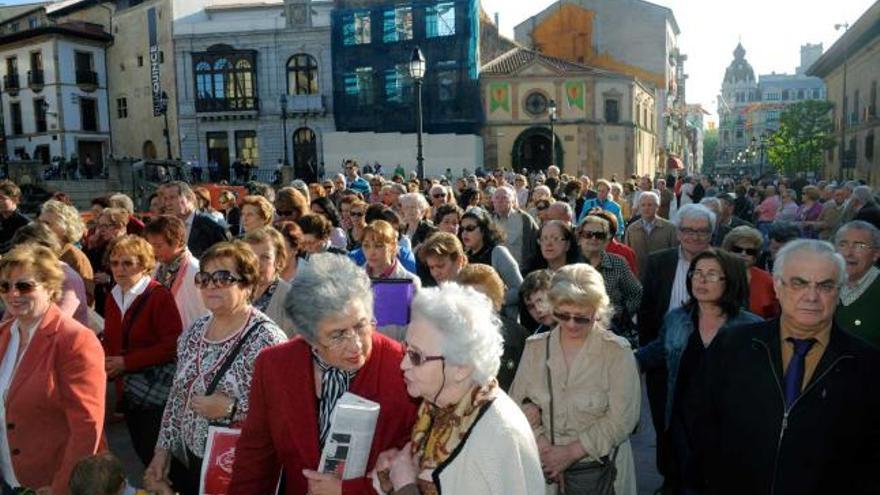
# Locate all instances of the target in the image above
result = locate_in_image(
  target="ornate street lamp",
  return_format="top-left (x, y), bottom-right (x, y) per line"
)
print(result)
top-left (409, 47), bottom-right (426, 180)
top-left (548, 98), bottom-right (557, 167)
top-left (280, 94), bottom-right (289, 166)
top-left (160, 91), bottom-right (172, 160)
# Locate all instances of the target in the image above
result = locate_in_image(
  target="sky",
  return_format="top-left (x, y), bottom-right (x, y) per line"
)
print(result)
top-left (1, 0), bottom-right (874, 126)
top-left (483, 0), bottom-right (876, 126)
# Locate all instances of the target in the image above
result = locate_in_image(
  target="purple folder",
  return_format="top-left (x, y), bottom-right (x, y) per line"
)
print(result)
top-left (372, 278), bottom-right (416, 327)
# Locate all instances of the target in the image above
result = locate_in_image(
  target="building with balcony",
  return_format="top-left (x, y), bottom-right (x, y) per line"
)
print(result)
top-left (325, 0), bottom-right (485, 178)
top-left (173, 0), bottom-right (334, 182)
top-left (0, 4), bottom-right (112, 171)
top-left (807, 1), bottom-right (879, 187)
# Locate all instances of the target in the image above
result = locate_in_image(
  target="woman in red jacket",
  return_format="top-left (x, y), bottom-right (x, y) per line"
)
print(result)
top-left (228, 253), bottom-right (418, 495)
top-left (722, 226), bottom-right (780, 319)
top-left (103, 235), bottom-right (182, 467)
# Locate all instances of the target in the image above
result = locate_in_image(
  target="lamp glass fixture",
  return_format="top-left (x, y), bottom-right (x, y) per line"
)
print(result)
top-left (409, 47), bottom-right (426, 80)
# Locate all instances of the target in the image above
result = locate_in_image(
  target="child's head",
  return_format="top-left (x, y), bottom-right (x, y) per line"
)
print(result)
top-left (69, 453), bottom-right (126, 495)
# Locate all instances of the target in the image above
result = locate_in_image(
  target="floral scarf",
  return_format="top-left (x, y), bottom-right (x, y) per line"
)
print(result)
top-left (409, 380), bottom-right (498, 494)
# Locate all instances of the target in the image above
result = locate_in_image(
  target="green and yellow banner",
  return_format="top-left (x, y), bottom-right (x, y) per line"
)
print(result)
top-left (565, 81), bottom-right (585, 111)
top-left (489, 82), bottom-right (510, 113)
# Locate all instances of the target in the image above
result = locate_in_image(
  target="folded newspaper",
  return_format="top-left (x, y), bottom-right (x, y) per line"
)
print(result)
top-left (319, 392), bottom-right (381, 480)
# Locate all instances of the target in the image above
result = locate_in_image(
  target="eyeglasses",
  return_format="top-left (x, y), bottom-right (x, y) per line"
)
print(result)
top-left (402, 341), bottom-right (445, 366)
top-left (579, 231), bottom-right (608, 241)
top-left (679, 228), bottom-right (712, 238)
top-left (461, 225), bottom-right (479, 233)
top-left (836, 240), bottom-right (874, 252)
top-left (432, 193), bottom-right (446, 199)
top-left (0, 279), bottom-right (39, 295)
top-left (553, 311), bottom-right (594, 325)
top-left (320, 319), bottom-right (373, 350)
top-left (350, 211), bottom-right (365, 217)
top-left (689, 269), bottom-right (726, 283)
top-left (109, 259), bottom-right (138, 269)
top-left (780, 277), bottom-right (839, 295)
top-left (276, 209), bottom-right (294, 217)
top-left (194, 270), bottom-right (244, 289)
top-left (729, 245), bottom-right (759, 257)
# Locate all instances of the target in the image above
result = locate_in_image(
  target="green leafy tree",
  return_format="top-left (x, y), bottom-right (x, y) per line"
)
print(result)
top-left (702, 128), bottom-right (718, 172)
top-left (767, 100), bottom-right (836, 177)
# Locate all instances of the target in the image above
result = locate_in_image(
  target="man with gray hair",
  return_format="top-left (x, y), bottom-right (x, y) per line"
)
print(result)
top-left (833, 220), bottom-right (880, 347)
top-left (229, 253), bottom-right (418, 493)
top-left (851, 185), bottom-right (880, 229)
top-left (637, 202), bottom-right (715, 489)
top-left (158, 181), bottom-right (230, 257)
top-left (698, 239), bottom-right (880, 493)
top-left (625, 190), bottom-right (678, 276)
top-left (544, 201), bottom-right (574, 224)
top-left (491, 186), bottom-right (540, 268)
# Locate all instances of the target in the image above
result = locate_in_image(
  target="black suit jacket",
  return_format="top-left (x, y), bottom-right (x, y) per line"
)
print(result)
top-left (854, 203), bottom-right (880, 230)
top-left (698, 319), bottom-right (880, 495)
top-left (187, 212), bottom-right (231, 258)
top-left (638, 247), bottom-right (680, 346)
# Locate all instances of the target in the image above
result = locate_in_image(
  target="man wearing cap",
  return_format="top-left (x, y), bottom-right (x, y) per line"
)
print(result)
top-left (697, 239), bottom-right (880, 494)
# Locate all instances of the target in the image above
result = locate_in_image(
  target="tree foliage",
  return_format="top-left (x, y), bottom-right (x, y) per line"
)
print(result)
top-left (767, 100), bottom-right (836, 176)
top-left (702, 128), bottom-right (718, 172)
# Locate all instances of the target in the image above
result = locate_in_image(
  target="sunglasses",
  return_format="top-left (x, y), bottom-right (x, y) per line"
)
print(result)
top-left (461, 225), bottom-right (480, 233)
top-left (277, 209), bottom-right (294, 217)
top-left (432, 193), bottom-right (446, 199)
top-left (536, 204), bottom-right (549, 211)
top-left (579, 231), bottom-right (608, 241)
top-left (109, 259), bottom-right (137, 269)
top-left (553, 311), bottom-right (594, 325)
top-left (729, 245), bottom-right (759, 256)
top-left (402, 342), bottom-right (445, 367)
top-left (194, 270), bottom-right (243, 289)
top-left (0, 279), bottom-right (39, 295)
top-left (350, 211), bottom-right (365, 217)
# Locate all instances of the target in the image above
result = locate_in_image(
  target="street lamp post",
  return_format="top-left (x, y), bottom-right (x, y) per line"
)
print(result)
top-left (160, 91), bottom-right (172, 160)
top-left (409, 47), bottom-right (426, 180)
top-left (835, 22), bottom-right (850, 182)
top-left (280, 94), bottom-right (289, 167)
top-left (548, 98), bottom-right (557, 167)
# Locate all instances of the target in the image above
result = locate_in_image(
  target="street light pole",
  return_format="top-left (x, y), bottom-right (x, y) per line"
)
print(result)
top-left (835, 22), bottom-right (850, 182)
top-left (548, 99), bottom-right (557, 168)
top-left (160, 91), bottom-right (172, 160)
top-left (280, 94), bottom-right (289, 167)
top-left (409, 47), bottom-right (426, 180)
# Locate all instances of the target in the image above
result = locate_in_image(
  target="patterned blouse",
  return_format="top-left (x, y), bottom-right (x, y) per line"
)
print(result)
top-left (157, 309), bottom-right (287, 457)
top-left (594, 252), bottom-right (643, 346)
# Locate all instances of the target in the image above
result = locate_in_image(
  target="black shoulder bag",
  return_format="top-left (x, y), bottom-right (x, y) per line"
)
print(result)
top-left (546, 336), bottom-right (618, 495)
top-left (122, 286), bottom-right (177, 410)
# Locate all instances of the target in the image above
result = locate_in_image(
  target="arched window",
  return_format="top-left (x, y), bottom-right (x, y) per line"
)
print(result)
top-left (287, 54), bottom-right (318, 95)
top-left (192, 47), bottom-right (258, 112)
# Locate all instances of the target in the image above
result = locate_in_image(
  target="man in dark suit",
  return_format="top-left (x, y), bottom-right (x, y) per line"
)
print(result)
top-left (638, 203), bottom-right (716, 494)
top-left (712, 193), bottom-right (753, 246)
top-left (158, 181), bottom-right (230, 258)
top-left (697, 240), bottom-right (880, 494)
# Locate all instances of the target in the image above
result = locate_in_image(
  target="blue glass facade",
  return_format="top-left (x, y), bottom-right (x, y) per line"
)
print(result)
top-left (331, 0), bottom-right (482, 134)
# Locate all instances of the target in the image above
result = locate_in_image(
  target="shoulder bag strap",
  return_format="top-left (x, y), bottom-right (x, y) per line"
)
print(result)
top-left (121, 285), bottom-right (155, 353)
top-left (205, 320), bottom-right (259, 395)
top-left (545, 336), bottom-right (555, 446)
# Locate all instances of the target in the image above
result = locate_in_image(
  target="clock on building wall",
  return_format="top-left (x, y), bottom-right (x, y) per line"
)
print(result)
top-left (525, 91), bottom-right (549, 116)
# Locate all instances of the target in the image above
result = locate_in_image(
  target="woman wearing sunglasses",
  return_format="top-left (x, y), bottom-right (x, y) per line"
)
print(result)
top-left (228, 254), bottom-right (418, 494)
top-left (459, 208), bottom-right (522, 321)
top-left (509, 264), bottom-right (641, 495)
top-left (145, 241), bottom-right (286, 494)
top-left (372, 283), bottom-right (543, 495)
top-left (102, 235), bottom-right (183, 468)
top-left (635, 249), bottom-right (761, 494)
top-left (721, 226), bottom-right (780, 319)
top-left (0, 244), bottom-right (106, 494)
top-left (577, 214), bottom-right (643, 347)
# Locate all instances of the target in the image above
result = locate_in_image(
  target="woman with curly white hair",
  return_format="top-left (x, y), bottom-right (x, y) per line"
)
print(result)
top-left (510, 263), bottom-right (641, 495)
top-left (39, 199), bottom-right (94, 305)
top-left (373, 283), bottom-right (544, 495)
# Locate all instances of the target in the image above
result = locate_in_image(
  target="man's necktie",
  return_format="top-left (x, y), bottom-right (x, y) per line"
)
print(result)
top-left (783, 337), bottom-right (817, 408)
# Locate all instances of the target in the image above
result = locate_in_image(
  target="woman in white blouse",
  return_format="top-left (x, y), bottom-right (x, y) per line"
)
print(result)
top-left (144, 241), bottom-right (286, 495)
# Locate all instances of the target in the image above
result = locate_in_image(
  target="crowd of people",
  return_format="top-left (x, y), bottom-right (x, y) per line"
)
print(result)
top-left (0, 159), bottom-right (877, 495)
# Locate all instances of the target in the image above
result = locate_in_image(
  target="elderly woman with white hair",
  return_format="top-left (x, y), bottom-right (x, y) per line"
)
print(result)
top-left (510, 264), bottom-right (641, 495)
top-left (39, 199), bottom-right (94, 305)
top-left (373, 283), bottom-right (544, 495)
top-left (228, 253), bottom-right (418, 494)
top-left (399, 192), bottom-right (438, 249)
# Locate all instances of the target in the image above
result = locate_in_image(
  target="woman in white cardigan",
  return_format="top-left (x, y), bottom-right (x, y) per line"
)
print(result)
top-left (243, 226), bottom-right (295, 336)
top-left (372, 283), bottom-right (544, 495)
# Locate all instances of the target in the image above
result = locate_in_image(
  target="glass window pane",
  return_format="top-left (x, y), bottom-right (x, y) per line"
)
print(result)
top-left (427, 2), bottom-right (455, 38)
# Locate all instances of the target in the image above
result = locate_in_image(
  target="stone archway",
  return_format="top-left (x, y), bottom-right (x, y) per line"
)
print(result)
top-left (511, 126), bottom-right (563, 173)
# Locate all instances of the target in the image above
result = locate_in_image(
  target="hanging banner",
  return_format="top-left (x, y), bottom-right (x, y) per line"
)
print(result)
top-left (565, 81), bottom-right (585, 111)
top-left (489, 82), bottom-right (510, 113)
top-left (148, 7), bottom-right (163, 117)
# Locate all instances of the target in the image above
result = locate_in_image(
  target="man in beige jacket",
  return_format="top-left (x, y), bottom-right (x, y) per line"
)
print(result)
top-left (624, 191), bottom-right (679, 276)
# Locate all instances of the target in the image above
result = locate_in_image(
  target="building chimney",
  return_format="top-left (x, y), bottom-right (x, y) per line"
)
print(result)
top-left (494, 12), bottom-right (499, 28)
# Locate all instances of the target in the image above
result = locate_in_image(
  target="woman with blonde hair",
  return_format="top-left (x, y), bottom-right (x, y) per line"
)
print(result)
top-left (240, 195), bottom-right (275, 235)
top-left (39, 199), bottom-right (94, 305)
top-left (242, 226), bottom-right (296, 336)
top-left (510, 264), bottom-right (640, 495)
